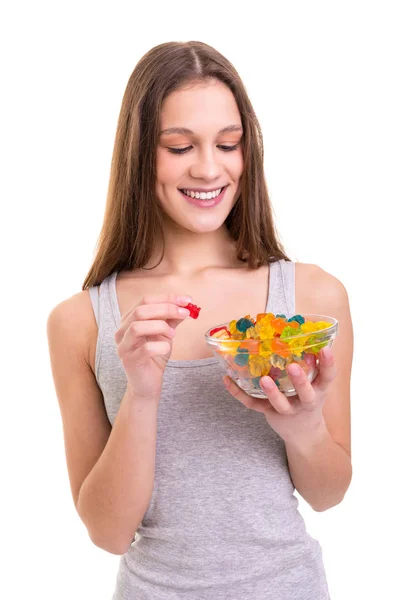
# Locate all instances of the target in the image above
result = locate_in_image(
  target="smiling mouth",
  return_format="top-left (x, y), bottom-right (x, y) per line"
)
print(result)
top-left (179, 185), bottom-right (228, 199)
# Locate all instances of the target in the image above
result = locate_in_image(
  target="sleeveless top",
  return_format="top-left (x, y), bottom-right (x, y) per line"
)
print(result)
top-left (88, 259), bottom-right (331, 600)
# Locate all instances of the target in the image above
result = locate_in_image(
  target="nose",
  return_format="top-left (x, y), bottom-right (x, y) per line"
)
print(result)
top-left (189, 148), bottom-right (223, 182)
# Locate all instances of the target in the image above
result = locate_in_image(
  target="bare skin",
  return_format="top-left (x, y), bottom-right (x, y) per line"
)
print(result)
top-left (86, 262), bottom-right (314, 372)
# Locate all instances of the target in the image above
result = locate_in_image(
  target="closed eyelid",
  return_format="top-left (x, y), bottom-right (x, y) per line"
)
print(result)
top-left (166, 143), bottom-right (240, 155)
top-left (165, 138), bottom-right (242, 148)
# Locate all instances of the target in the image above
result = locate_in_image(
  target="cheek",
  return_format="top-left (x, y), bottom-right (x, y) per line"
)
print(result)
top-left (156, 150), bottom-right (183, 184)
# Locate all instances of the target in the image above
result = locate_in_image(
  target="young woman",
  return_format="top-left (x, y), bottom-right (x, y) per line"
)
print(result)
top-left (47, 41), bottom-right (353, 599)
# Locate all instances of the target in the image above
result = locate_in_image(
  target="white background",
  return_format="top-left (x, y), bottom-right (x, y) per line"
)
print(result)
top-left (1, 1), bottom-right (399, 599)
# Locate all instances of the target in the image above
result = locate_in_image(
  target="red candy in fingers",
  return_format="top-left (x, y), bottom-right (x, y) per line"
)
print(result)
top-left (185, 302), bottom-right (201, 319)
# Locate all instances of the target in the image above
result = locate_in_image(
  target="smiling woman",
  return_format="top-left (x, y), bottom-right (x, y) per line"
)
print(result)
top-left (47, 40), bottom-right (352, 600)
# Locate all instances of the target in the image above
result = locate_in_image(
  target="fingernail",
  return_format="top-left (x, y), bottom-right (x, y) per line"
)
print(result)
top-left (177, 296), bottom-right (193, 304)
top-left (321, 347), bottom-right (330, 358)
top-left (178, 307), bottom-right (191, 316)
top-left (261, 377), bottom-right (274, 389)
top-left (288, 364), bottom-right (301, 376)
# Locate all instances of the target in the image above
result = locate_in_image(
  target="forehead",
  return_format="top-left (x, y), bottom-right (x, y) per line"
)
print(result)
top-left (159, 80), bottom-right (242, 133)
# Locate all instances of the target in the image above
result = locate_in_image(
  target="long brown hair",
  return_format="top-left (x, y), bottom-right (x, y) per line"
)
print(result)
top-left (82, 41), bottom-right (290, 290)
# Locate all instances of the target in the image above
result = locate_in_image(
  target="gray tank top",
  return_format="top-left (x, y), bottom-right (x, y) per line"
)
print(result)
top-left (89, 259), bottom-right (331, 599)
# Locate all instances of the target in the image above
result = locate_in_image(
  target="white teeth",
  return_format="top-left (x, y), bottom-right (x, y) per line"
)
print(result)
top-left (181, 187), bottom-right (223, 200)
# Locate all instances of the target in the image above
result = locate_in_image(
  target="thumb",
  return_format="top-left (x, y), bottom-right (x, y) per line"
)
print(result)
top-left (167, 298), bottom-right (196, 330)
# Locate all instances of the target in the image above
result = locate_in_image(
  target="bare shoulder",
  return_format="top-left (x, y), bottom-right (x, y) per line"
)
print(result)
top-left (47, 289), bottom-right (98, 373)
top-left (294, 261), bottom-right (349, 312)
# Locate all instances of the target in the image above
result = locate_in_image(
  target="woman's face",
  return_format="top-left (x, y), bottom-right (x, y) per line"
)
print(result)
top-left (156, 79), bottom-right (244, 233)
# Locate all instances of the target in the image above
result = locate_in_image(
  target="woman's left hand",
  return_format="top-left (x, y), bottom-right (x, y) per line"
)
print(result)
top-left (223, 347), bottom-right (337, 444)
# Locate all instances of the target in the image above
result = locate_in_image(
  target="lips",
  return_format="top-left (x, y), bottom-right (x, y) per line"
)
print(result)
top-left (178, 185), bottom-right (228, 208)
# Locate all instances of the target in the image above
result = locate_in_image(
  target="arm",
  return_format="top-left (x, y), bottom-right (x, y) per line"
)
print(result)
top-left (47, 293), bottom-right (159, 555)
top-left (285, 420), bottom-right (352, 511)
top-left (285, 266), bottom-right (353, 511)
top-left (77, 387), bottom-right (159, 553)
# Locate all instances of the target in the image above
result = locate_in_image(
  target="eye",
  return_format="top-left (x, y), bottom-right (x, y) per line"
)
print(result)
top-left (167, 144), bottom-right (240, 155)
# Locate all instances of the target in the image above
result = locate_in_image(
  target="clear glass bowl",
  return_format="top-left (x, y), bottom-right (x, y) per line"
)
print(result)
top-left (205, 314), bottom-right (338, 398)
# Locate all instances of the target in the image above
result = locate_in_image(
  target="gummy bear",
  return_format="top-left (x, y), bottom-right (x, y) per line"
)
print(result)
top-left (211, 328), bottom-right (232, 340)
top-left (271, 338), bottom-right (291, 358)
top-left (269, 366), bottom-right (283, 380)
top-left (185, 303), bottom-right (201, 319)
top-left (228, 320), bottom-right (238, 334)
top-left (248, 355), bottom-right (270, 377)
top-left (234, 348), bottom-right (249, 366)
top-left (271, 317), bottom-right (287, 335)
top-left (280, 326), bottom-right (300, 339)
top-left (288, 314), bottom-right (305, 325)
top-left (236, 317), bottom-right (253, 333)
top-left (270, 353), bottom-right (288, 369)
top-left (210, 326), bottom-right (231, 337)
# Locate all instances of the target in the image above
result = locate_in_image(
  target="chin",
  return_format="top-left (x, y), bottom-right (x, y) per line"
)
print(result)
top-left (181, 213), bottom-right (232, 233)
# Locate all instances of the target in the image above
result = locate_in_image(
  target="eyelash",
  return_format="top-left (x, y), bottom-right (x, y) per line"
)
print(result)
top-left (167, 144), bottom-right (240, 155)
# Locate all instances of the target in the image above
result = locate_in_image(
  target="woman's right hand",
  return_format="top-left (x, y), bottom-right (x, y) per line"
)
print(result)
top-left (114, 294), bottom-right (192, 401)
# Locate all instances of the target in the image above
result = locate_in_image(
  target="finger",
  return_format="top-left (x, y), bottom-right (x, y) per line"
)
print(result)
top-left (117, 320), bottom-right (174, 356)
top-left (135, 302), bottom-right (191, 324)
top-left (116, 317), bottom-right (175, 346)
top-left (312, 346), bottom-right (337, 393)
top-left (120, 294), bottom-right (192, 323)
top-left (116, 303), bottom-right (190, 343)
top-left (286, 362), bottom-right (316, 410)
top-left (223, 376), bottom-right (272, 414)
top-left (259, 376), bottom-right (296, 415)
top-left (126, 320), bottom-right (175, 345)
top-left (119, 340), bottom-right (172, 366)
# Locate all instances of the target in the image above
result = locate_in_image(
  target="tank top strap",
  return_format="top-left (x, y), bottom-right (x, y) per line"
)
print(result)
top-left (88, 272), bottom-right (119, 379)
top-left (88, 273), bottom-right (119, 326)
top-left (88, 285), bottom-right (99, 326)
top-left (266, 259), bottom-right (295, 317)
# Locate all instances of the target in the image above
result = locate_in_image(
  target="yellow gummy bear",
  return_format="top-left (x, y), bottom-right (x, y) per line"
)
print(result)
top-left (258, 323), bottom-right (275, 341)
top-left (245, 326), bottom-right (257, 338)
top-left (229, 319), bottom-right (238, 334)
top-left (300, 322), bottom-right (319, 334)
top-left (300, 320), bottom-right (331, 334)
top-left (220, 341), bottom-right (241, 355)
top-left (313, 321), bottom-right (332, 331)
top-left (287, 337), bottom-right (307, 357)
top-left (260, 340), bottom-right (273, 358)
top-left (249, 355), bottom-right (270, 377)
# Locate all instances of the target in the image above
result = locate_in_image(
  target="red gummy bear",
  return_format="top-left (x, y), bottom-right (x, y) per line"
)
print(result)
top-left (209, 325), bottom-right (231, 337)
top-left (186, 302), bottom-right (201, 319)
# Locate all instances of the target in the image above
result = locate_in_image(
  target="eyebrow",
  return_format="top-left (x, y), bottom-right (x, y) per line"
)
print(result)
top-left (159, 125), bottom-right (243, 136)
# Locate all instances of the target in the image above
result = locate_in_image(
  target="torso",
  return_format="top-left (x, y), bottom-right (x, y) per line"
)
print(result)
top-left (85, 262), bottom-right (315, 375)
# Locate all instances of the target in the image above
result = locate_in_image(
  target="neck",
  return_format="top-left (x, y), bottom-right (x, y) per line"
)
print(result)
top-left (142, 223), bottom-right (244, 277)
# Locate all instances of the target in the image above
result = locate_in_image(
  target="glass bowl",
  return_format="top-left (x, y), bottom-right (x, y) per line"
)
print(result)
top-left (205, 314), bottom-right (338, 398)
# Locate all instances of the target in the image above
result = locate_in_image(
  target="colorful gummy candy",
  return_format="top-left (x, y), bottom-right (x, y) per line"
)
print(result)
top-left (208, 312), bottom-right (334, 395)
top-left (185, 303), bottom-right (201, 319)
